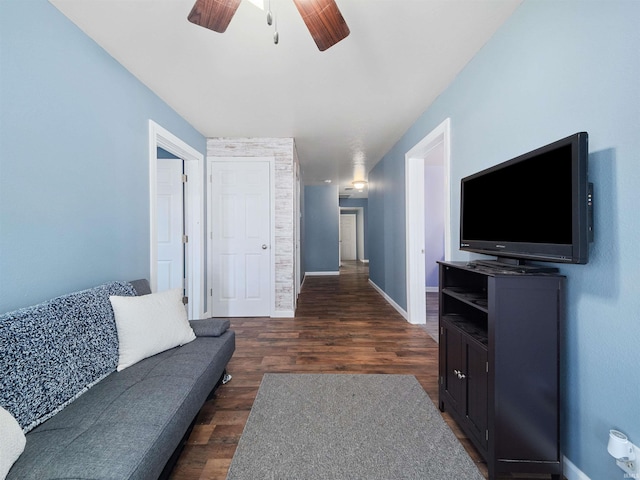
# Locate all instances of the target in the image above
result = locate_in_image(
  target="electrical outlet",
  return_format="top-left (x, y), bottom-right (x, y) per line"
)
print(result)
top-left (616, 457), bottom-right (639, 478)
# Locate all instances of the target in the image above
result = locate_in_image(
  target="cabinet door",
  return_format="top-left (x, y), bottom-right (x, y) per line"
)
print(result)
top-left (441, 322), bottom-right (463, 412)
top-left (465, 339), bottom-right (488, 451)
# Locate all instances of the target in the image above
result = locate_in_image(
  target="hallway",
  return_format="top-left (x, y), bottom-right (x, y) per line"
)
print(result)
top-left (170, 262), bottom-right (485, 479)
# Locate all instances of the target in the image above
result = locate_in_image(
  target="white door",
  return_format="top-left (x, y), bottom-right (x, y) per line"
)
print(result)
top-left (340, 214), bottom-right (357, 261)
top-left (209, 160), bottom-right (271, 317)
top-left (156, 158), bottom-right (185, 294)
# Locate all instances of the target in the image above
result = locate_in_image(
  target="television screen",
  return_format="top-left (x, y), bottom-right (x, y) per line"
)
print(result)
top-left (460, 132), bottom-right (592, 266)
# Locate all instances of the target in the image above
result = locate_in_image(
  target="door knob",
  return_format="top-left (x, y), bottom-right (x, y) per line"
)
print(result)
top-left (262, 244), bottom-right (268, 249)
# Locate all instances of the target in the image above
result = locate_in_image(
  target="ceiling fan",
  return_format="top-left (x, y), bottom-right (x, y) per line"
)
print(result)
top-left (187, 0), bottom-right (350, 51)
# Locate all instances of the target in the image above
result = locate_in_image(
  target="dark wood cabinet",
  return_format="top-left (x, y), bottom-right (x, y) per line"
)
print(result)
top-left (438, 261), bottom-right (564, 480)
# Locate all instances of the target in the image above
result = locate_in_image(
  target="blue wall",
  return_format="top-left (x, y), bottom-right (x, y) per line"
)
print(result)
top-left (304, 185), bottom-right (339, 272)
top-left (0, 0), bottom-right (205, 313)
top-left (368, 1), bottom-right (640, 478)
top-left (368, 146), bottom-right (407, 308)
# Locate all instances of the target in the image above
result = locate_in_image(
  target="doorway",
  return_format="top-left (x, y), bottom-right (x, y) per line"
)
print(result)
top-left (340, 214), bottom-right (357, 262)
top-left (405, 118), bottom-right (451, 324)
top-left (156, 157), bottom-right (185, 294)
top-left (148, 120), bottom-right (204, 320)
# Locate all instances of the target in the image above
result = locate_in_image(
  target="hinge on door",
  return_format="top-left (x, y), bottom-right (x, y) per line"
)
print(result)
top-left (440, 326), bottom-right (444, 335)
top-left (182, 174), bottom-right (188, 183)
top-left (486, 430), bottom-right (489, 441)
top-left (486, 361), bottom-right (489, 373)
top-left (183, 235), bottom-right (188, 243)
top-left (182, 296), bottom-right (188, 305)
top-left (440, 376), bottom-right (443, 385)
top-left (210, 288), bottom-right (213, 296)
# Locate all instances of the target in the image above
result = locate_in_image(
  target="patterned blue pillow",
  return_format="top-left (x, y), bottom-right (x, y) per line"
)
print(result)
top-left (0, 281), bottom-right (136, 432)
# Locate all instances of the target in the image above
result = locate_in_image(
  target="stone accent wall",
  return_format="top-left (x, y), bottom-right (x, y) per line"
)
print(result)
top-left (207, 138), bottom-right (297, 316)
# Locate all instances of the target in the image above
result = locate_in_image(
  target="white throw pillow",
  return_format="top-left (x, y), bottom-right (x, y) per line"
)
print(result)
top-left (110, 288), bottom-right (196, 371)
top-left (0, 406), bottom-right (26, 480)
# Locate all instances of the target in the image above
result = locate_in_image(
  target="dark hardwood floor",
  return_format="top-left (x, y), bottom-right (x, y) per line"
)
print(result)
top-left (169, 262), bottom-right (553, 480)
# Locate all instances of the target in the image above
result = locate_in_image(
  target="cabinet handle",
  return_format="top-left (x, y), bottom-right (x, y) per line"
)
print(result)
top-left (453, 369), bottom-right (466, 380)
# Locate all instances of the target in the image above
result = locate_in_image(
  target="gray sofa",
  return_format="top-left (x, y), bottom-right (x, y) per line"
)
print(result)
top-left (1, 279), bottom-right (235, 480)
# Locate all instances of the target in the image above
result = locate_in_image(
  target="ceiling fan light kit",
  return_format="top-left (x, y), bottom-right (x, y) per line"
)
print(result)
top-left (188, 0), bottom-right (350, 51)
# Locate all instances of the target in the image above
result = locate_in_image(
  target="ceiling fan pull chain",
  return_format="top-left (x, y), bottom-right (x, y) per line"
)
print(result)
top-left (266, 0), bottom-right (273, 26)
top-left (273, 12), bottom-right (279, 45)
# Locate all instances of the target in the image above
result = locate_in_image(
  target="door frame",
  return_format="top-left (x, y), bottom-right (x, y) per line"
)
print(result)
top-left (339, 207), bottom-right (365, 262)
top-left (207, 157), bottom-right (276, 317)
top-left (148, 120), bottom-right (204, 319)
top-left (405, 117), bottom-right (451, 324)
top-left (339, 213), bottom-right (357, 262)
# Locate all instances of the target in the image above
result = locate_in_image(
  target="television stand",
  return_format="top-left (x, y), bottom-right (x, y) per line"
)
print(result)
top-left (470, 258), bottom-right (559, 274)
top-left (438, 261), bottom-right (564, 479)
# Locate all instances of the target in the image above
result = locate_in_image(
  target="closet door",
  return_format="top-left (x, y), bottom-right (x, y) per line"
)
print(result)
top-left (209, 159), bottom-right (271, 317)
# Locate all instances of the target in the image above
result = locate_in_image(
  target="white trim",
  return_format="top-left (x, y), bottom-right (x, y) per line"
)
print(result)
top-left (360, 259), bottom-right (369, 264)
top-left (368, 279), bottom-right (408, 320)
top-left (405, 156), bottom-right (426, 324)
top-left (563, 456), bottom-right (591, 480)
top-left (294, 158), bottom-right (302, 305)
top-left (148, 120), bottom-right (204, 320)
top-left (425, 286), bottom-right (438, 293)
top-left (272, 310), bottom-right (295, 318)
top-left (405, 117), bottom-right (451, 325)
top-left (269, 158), bottom-right (276, 317)
top-left (207, 157), bottom-right (276, 317)
top-left (305, 271), bottom-right (340, 276)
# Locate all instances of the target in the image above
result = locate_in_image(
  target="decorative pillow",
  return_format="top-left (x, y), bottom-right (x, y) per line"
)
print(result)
top-left (0, 406), bottom-right (26, 480)
top-left (110, 288), bottom-right (196, 371)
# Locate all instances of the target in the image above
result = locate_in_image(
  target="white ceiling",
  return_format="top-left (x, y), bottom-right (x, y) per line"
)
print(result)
top-left (49, 0), bottom-right (521, 198)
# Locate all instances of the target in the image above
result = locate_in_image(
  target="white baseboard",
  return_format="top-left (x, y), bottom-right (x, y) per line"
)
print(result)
top-left (425, 286), bottom-right (438, 293)
top-left (368, 279), bottom-right (408, 320)
top-left (305, 271), bottom-right (340, 276)
top-left (563, 456), bottom-right (590, 480)
top-left (359, 259), bottom-right (369, 264)
top-left (272, 310), bottom-right (295, 318)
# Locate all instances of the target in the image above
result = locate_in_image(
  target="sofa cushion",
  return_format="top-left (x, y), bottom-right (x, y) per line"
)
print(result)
top-left (0, 406), bottom-right (25, 479)
top-left (128, 279), bottom-right (152, 296)
top-left (0, 281), bottom-right (136, 432)
top-left (7, 332), bottom-right (236, 480)
top-left (189, 318), bottom-right (231, 337)
top-left (110, 288), bottom-right (196, 371)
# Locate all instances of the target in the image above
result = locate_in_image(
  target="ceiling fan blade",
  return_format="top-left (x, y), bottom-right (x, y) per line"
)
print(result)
top-left (293, 0), bottom-right (350, 51)
top-left (187, 0), bottom-right (241, 33)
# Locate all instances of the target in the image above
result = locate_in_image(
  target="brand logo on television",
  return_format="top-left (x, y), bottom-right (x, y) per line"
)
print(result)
top-left (496, 244), bottom-right (506, 249)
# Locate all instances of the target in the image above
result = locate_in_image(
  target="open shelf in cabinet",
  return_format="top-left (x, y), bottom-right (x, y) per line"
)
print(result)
top-left (442, 314), bottom-right (488, 346)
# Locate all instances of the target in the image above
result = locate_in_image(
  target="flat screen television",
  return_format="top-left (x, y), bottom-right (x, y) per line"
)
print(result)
top-left (460, 132), bottom-right (593, 270)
